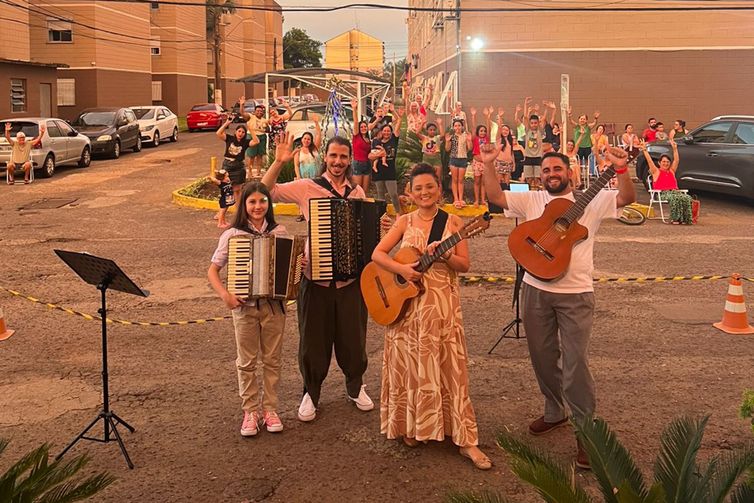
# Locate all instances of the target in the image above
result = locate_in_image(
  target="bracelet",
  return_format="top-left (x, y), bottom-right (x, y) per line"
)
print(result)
top-left (614, 166), bottom-right (628, 175)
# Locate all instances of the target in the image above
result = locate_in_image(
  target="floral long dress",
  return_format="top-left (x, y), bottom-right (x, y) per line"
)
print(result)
top-left (380, 213), bottom-right (479, 447)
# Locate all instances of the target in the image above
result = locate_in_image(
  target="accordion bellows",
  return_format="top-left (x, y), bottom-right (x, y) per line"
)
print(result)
top-left (226, 235), bottom-right (306, 300)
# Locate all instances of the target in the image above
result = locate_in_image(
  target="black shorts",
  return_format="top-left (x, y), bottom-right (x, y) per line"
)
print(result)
top-left (523, 156), bottom-right (542, 167)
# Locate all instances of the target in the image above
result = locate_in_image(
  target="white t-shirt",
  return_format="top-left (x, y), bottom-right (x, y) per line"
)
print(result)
top-left (504, 190), bottom-right (619, 293)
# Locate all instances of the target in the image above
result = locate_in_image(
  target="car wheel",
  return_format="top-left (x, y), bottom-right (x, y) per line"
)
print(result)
top-left (133, 136), bottom-right (142, 152)
top-left (152, 131), bottom-right (160, 147)
top-left (170, 127), bottom-right (178, 142)
top-left (40, 154), bottom-right (55, 178)
top-left (78, 146), bottom-right (91, 168)
top-left (112, 140), bottom-right (121, 159)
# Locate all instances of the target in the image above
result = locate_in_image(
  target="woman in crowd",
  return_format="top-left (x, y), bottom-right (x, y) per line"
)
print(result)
top-left (268, 102), bottom-right (293, 149)
top-left (207, 182), bottom-right (289, 437)
top-left (669, 120), bottom-right (688, 139)
top-left (293, 114), bottom-right (321, 221)
top-left (372, 162), bottom-right (491, 471)
top-left (445, 119), bottom-right (472, 208)
top-left (591, 124), bottom-right (609, 154)
top-left (621, 124), bottom-right (641, 163)
top-left (369, 108), bottom-right (404, 214)
top-left (470, 107), bottom-right (490, 207)
top-left (641, 138), bottom-right (680, 190)
top-left (351, 100), bottom-right (373, 193)
top-left (406, 101), bottom-right (427, 135)
top-left (564, 139), bottom-right (582, 188)
top-left (494, 120), bottom-right (515, 186)
top-left (567, 106), bottom-right (600, 163)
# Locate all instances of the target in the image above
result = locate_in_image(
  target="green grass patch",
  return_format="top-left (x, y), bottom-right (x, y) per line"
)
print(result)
top-left (177, 116), bottom-right (188, 132)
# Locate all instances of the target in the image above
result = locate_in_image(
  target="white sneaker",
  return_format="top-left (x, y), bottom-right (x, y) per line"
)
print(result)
top-left (297, 393), bottom-right (316, 422)
top-left (348, 385), bottom-right (374, 411)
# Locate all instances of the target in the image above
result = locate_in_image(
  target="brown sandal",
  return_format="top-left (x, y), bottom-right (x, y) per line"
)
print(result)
top-left (460, 446), bottom-right (492, 470)
top-left (403, 437), bottom-right (420, 448)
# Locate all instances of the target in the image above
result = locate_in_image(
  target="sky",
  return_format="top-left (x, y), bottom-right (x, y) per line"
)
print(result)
top-left (276, 1), bottom-right (409, 61)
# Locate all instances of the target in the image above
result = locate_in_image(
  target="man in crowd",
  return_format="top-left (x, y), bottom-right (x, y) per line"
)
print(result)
top-left (4, 122), bottom-right (45, 184)
top-left (261, 132), bottom-right (374, 423)
top-left (480, 143), bottom-right (636, 470)
top-left (239, 97), bottom-right (268, 179)
top-left (642, 117), bottom-right (658, 142)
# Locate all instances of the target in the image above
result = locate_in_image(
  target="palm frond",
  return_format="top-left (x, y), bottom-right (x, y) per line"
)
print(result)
top-left (0, 439), bottom-right (8, 456)
top-left (701, 445), bottom-right (754, 503)
top-left (652, 415), bottom-right (708, 503)
top-left (729, 475), bottom-right (754, 503)
top-left (574, 416), bottom-right (648, 503)
top-left (0, 442), bottom-right (50, 493)
top-left (398, 130), bottom-right (424, 164)
top-left (36, 473), bottom-right (116, 503)
top-left (444, 489), bottom-right (512, 503)
top-left (497, 432), bottom-right (593, 503)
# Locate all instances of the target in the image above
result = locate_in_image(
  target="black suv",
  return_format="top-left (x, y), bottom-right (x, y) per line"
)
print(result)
top-left (637, 116), bottom-right (754, 200)
top-left (72, 107), bottom-right (142, 159)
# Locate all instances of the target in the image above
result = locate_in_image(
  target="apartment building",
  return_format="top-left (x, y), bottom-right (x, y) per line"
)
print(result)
top-left (207, 0), bottom-right (283, 108)
top-left (408, 0), bottom-right (754, 129)
top-left (0, 2), bottom-right (60, 118)
top-left (28, 0), bottom-right (152, 121)
top-left (150, 0), bottom-right (207, 114)
top-left (325, 29), bottom-right (384, 74)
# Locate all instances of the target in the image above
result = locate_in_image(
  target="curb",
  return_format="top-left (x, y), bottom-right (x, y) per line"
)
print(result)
top-left (171, 180), bottom-right (491, 218)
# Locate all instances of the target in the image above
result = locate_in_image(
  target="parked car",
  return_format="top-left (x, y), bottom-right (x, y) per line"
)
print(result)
top-left (636, 115), bottom-right (754, 200)
top-left (0, 117), bottom-right (91, 178)
top-left (285, 103), bottom-right (373, 145)
top-left (229, 99), bottom-right (261, 123)
top-left (186, 103), bottom-right (227, 132)
top-left (71, 108), bottom-right (141, 159)
top-left (131, 105), bottom-right (178, 146)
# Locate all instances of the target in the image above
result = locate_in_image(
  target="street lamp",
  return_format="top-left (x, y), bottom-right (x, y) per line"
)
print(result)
top-left (470, 37), bottom-right (484, 52)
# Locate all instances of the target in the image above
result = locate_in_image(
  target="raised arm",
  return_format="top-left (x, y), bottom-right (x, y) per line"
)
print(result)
top-left (238, 95), bottom-right (251, 121)
top-left (523, 96), bottom-right (532, 120)
top-left (32, 124), bottom-right (46, 146)
top-left (588, 111), bottom-right (600, 128)
top-left (547, 101), bottom-right (557, 127)
top-left (4, 122), bottom-right (12, 144)
top-left (640, 140), bottom-right (659, 180)
top-left (669, 139), bottom-right (680, 173)
top-left (480, 143), bottom-right (508, 209)
top-left (350, 98), bottom-right (359, 126)
top-left (293, 148), bottom-right (302, 179)
top-left (216, 117), bottom-right (232, 140)
top-left (605, 146), bottom-right (636, 208)
top-left (392, 106), bottom-right (403, 137)
top-left (470, 107), bottom-right (477, 132)
top-left (483, 107), bottom-right (492, 134)
top-left (422, 83), bottom-right (433, 110)
top-left (261, 131), bottom-right (295, 191)
top-left (310, 113), bottom-right (322, 146)
top-left (279, 102), bottom-right (293, 121)
top-left (514, 104), bottom-right (523, 127)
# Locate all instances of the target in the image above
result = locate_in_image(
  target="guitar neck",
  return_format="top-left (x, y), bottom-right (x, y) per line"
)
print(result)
top-left (416, 232), bottom-right (462, 272)
top-left (563, 165), bottom-right (616, 223)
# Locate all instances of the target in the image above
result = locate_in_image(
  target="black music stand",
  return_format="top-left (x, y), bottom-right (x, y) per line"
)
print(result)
top-left (53, 250), bottom-right (148, 469)
top-left (488, 263), bottom-right (525, 354)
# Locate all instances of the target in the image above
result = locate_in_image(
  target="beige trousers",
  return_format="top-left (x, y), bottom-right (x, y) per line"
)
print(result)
top-left (231, 300), bottom-right (286, 412)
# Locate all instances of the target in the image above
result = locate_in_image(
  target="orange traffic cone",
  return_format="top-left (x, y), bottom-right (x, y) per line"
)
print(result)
top-left (713, 274), bottom-right (754, 335)
top-left (0, 307), bottom-right (15, 341)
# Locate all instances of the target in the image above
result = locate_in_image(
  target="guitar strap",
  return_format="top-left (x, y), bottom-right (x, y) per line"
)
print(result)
top-left (313, 176), bottom-right (352, 199)
top-left (427, 209), bottom-right (449, 246)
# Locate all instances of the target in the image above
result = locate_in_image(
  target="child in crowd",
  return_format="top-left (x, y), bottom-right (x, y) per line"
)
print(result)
top-left (445, 119), bottom-right (472, 208)
top-left (470, 107), bottom-right (490, 206)
top-left (210, 169), bottom-right (235, 228)
top-left (416, 120), bottom-right (443, 183)
top-left (207, 182), bottom-right (290, 437)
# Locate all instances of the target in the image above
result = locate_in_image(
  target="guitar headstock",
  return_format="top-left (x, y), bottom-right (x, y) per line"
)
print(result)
top-left (459, 212), bottom-right (492, 240)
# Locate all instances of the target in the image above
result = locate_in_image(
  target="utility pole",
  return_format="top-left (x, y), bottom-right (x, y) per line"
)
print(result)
top-left (212, 0), bottom-right (223, 106)
top-left (392, 52), bottom-right (396, 102)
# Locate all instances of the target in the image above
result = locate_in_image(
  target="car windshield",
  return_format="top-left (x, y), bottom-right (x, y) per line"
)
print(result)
top-left (0, 121), bottom-right (39, 140)
top-left (73, 112), bottom-right (116, 127)
top-left (191, 104), bottom-right (216, 111)
top-left (132, 108), bottom-right (155, 120)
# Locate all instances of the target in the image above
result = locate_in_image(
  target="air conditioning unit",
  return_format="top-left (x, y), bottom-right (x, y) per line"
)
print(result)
top-left (432, 17), bottom-right (444, 29)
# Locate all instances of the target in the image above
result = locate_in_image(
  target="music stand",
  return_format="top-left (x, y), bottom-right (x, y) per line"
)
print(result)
top-left (53, 250), bottom-right (148, 469)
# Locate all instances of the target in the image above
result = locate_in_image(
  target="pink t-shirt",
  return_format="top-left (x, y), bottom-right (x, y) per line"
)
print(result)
top-left (653, 169), bottom-right (678, 191)
top-left (270, 174), bottom-right (367, 288)
top-left (504, 190), bottom-right (619, 293)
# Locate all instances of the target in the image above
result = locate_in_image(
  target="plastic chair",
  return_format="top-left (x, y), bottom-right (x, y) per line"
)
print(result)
top-left (5, 162), bottom-right (34, 184)
top-left (647, 176), bottom-right (687, 222)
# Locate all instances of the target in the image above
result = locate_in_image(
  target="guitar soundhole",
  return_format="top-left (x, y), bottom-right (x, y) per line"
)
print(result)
top-left (396, 275), bottom-right (407, 285)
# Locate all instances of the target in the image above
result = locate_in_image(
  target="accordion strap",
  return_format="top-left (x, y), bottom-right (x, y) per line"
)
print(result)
top-left (313, 176), bottom-right (352, 199)
top-left (427, 209), bottom-right (448, 246)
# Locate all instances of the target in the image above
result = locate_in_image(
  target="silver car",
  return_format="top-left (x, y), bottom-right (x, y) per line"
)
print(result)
top-left (0, 117), bottom-right (92, 178)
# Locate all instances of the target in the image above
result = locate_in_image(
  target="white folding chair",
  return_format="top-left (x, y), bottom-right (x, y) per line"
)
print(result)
top-left (647, 176), bottom-right (687, 223)
top-left (4, 162), bottom-right (34, 184)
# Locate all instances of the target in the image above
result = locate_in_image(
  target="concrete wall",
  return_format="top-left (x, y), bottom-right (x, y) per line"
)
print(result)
top-left (0, 62), bottom-right (58, 118)
top-left (0, 3), bottom-right (30, 61)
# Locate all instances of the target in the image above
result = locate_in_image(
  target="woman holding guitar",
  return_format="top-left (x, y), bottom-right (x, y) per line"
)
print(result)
top-left (370, 163), bottom-right (491, 470)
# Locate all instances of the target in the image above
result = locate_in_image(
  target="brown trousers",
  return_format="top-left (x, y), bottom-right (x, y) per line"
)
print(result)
top-left (231, 300), bottom-right (286, 412)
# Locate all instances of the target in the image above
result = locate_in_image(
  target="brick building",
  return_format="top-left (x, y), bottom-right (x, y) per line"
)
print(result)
top-left (407, 0), bottom-right (754, 131)
top-left (325, 29), bottom-right (385, 74)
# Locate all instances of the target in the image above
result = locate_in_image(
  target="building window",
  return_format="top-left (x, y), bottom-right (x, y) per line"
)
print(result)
top-left (151, 81), bottom-right (163, 102)
top-left (150, 1), bottom-right (159, 8)
top-left (150, 37), bottom-right (160, 56)
top-left (48, 19), bottom-right (72, 43)
top-left (57, 78), bottom-right (75, 106)
top-left (10, 79), bottom-right (26, 112)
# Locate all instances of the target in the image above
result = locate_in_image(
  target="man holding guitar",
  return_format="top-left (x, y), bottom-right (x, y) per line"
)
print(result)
top-left (480, 144), bottom-right (635, 470)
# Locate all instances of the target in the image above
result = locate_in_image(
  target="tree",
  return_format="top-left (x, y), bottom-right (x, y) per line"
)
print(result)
top-left (382, 57), bottom-right (408, 81)
top-left (283, 28), bottom-right (322, 69)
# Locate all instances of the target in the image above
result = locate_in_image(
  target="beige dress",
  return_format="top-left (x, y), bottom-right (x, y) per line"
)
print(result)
top-left (380, 213), bottom-right (479, 447)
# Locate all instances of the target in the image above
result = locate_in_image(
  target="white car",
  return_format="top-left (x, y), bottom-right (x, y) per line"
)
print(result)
top-left (130, 106), bottom-right (178, 147)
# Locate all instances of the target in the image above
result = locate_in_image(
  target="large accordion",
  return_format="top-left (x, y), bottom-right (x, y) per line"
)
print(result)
top-left (308, 198), bottom-right (387, 282)
top-left (226, 235), bottom-right (306, 300)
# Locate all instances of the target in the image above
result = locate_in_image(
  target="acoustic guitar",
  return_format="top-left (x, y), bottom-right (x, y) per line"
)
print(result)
top-left (360, 212), bottom-right (492, 326)
top-left (507, 165), bottom-right (616, 281)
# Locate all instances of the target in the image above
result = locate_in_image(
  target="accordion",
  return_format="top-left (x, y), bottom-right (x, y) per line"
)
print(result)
top-left (226, 235), bottom-right (306, 300)
top-left (309, 198), bottom-right (387, 282)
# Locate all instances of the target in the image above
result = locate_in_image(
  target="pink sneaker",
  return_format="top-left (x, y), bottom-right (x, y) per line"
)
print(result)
top-left (240, 411), bottom-right (260, 437)
top-left (263, 411), bottom-right (284, 433)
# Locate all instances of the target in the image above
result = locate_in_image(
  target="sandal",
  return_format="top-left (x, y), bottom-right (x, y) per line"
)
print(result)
top-left (460, 446), bottom-right (492, 470)
top-left (403, 437), bottom-right (420, 448)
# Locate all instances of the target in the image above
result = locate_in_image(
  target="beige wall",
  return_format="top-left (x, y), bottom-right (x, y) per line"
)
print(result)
top-left (0, 62), bottom-right (58, 118)
top-left (0, 4), bottom-right (30, 61)
top-left (325, 30), bottom-right (384, 73)
top-left (56, 68), bottom-right (151, 121)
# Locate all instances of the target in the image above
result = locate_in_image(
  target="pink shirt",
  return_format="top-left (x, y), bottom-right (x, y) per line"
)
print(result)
top-left (270, 173), bottom-right (367, 288)
top-left (653, 169), bottom-right (678, 191)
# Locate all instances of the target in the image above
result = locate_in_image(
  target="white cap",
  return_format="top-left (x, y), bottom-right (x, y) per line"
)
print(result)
top-left (16, 131), bottom-right (25, 139)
